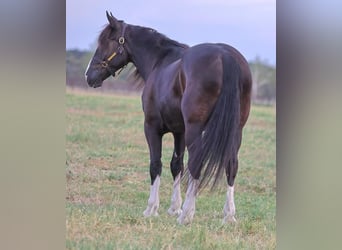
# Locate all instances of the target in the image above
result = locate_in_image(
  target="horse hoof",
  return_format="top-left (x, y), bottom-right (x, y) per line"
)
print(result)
top-left (143, 210), bottom-right (150, 217)
top-left (143, 208), bottom-right (159, 217)
top-left (167, 208), bottom-right (182, 216)
top-left (177, 214), bottom-right (192, 225)
top-left (222, 215), bottom-right (237, 224)
top-left (143, 211), bottom-right (159, 217)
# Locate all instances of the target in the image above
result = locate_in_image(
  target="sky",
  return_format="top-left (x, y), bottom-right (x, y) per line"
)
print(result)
top-left (66, 0), bottom-right (276, 65)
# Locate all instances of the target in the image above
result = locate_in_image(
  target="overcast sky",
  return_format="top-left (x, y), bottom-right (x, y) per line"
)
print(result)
top-left (66, 0), bottom-right (276, 65)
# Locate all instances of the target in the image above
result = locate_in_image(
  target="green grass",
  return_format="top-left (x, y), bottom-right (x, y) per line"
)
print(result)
top-left (66, 90), bottom-right (276, 249)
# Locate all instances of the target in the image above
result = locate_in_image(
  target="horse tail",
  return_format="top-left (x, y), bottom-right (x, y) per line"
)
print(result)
top-left (192, 54), bottom-right (241, 190)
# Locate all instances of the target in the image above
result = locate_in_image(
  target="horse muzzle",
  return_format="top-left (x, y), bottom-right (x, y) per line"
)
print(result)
top-left (87, 79), bottom-right (103, 88)
top-left (85, 71), bottom-right (104, 88)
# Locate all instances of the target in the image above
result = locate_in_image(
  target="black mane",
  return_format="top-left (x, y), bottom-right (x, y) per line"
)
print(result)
top-left (131, 26), bottom-right (189, 68)
top-left (136, 26), bottom-right (189, 50)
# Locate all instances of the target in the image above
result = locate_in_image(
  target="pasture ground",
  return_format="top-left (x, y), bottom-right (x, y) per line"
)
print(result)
top-left (66, 89), bottom-right (276, 249)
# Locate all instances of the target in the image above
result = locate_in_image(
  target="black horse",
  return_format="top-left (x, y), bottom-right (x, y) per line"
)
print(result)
top-left (86, 12), bottom-right (252, 225)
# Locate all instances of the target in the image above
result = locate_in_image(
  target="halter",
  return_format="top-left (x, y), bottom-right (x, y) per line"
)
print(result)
top-left (100, 23), bottom-right (127, 74)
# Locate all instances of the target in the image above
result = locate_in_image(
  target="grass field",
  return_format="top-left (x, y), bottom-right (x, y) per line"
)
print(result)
top-left (66, 90), bottom-right (276, 249)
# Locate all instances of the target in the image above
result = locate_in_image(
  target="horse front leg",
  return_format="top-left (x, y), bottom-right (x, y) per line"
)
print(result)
top-left (143, 123), bottom-right (163, 217)
top-left (168, 132), bottom-right (185, 216)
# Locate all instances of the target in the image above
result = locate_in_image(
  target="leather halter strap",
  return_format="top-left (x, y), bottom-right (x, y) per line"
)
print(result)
top-left (101, 23), bottom-right (127, 69)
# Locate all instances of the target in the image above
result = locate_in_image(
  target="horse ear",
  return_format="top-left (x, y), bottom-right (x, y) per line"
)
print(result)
top-left (106, 11), bottom-right (119, 30)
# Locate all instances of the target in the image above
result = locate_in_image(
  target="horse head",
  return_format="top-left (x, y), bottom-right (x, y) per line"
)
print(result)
top-left (85, 11), bottom-right (130, 88)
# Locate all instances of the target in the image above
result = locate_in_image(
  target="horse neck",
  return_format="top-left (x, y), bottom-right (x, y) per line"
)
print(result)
top-left (127, 27), bottom-right (184, 81)
top-left (128, 46), bottom-right (157, 81)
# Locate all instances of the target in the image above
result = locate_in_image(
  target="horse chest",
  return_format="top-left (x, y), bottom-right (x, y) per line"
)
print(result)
top-left (152, 92), bottom-right (183, 133)
top-left (142, 87), bottom-right (184, 133)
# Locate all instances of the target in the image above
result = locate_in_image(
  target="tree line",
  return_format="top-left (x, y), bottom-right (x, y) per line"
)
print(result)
top-left (67, 49), bottom-right (275, 105)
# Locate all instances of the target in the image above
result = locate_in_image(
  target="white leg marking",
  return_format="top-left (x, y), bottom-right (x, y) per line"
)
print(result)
top-left (168, 173), bottom-right (182, 216)
top-left (143, 175), bottom-right (160, 217)
top-left (223, 185), bottom-right (237, 223)
top-left (177, 175), bottom-right (199, 225)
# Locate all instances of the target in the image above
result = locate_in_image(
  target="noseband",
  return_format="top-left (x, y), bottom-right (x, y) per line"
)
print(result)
top-left (100, 23), bottom-right (128, 75)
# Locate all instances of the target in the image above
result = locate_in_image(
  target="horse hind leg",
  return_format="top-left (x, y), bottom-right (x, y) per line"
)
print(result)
top-left (223, 184), bottom-right (237, 223)
top-left (177, 125), bottom-right (202, 225)
top-left (223, 133), bottom-right (241, 223)
top-left (177, 173), bottom-right (199, 225)
top-left (222, 159), bottom-right (237, 223)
